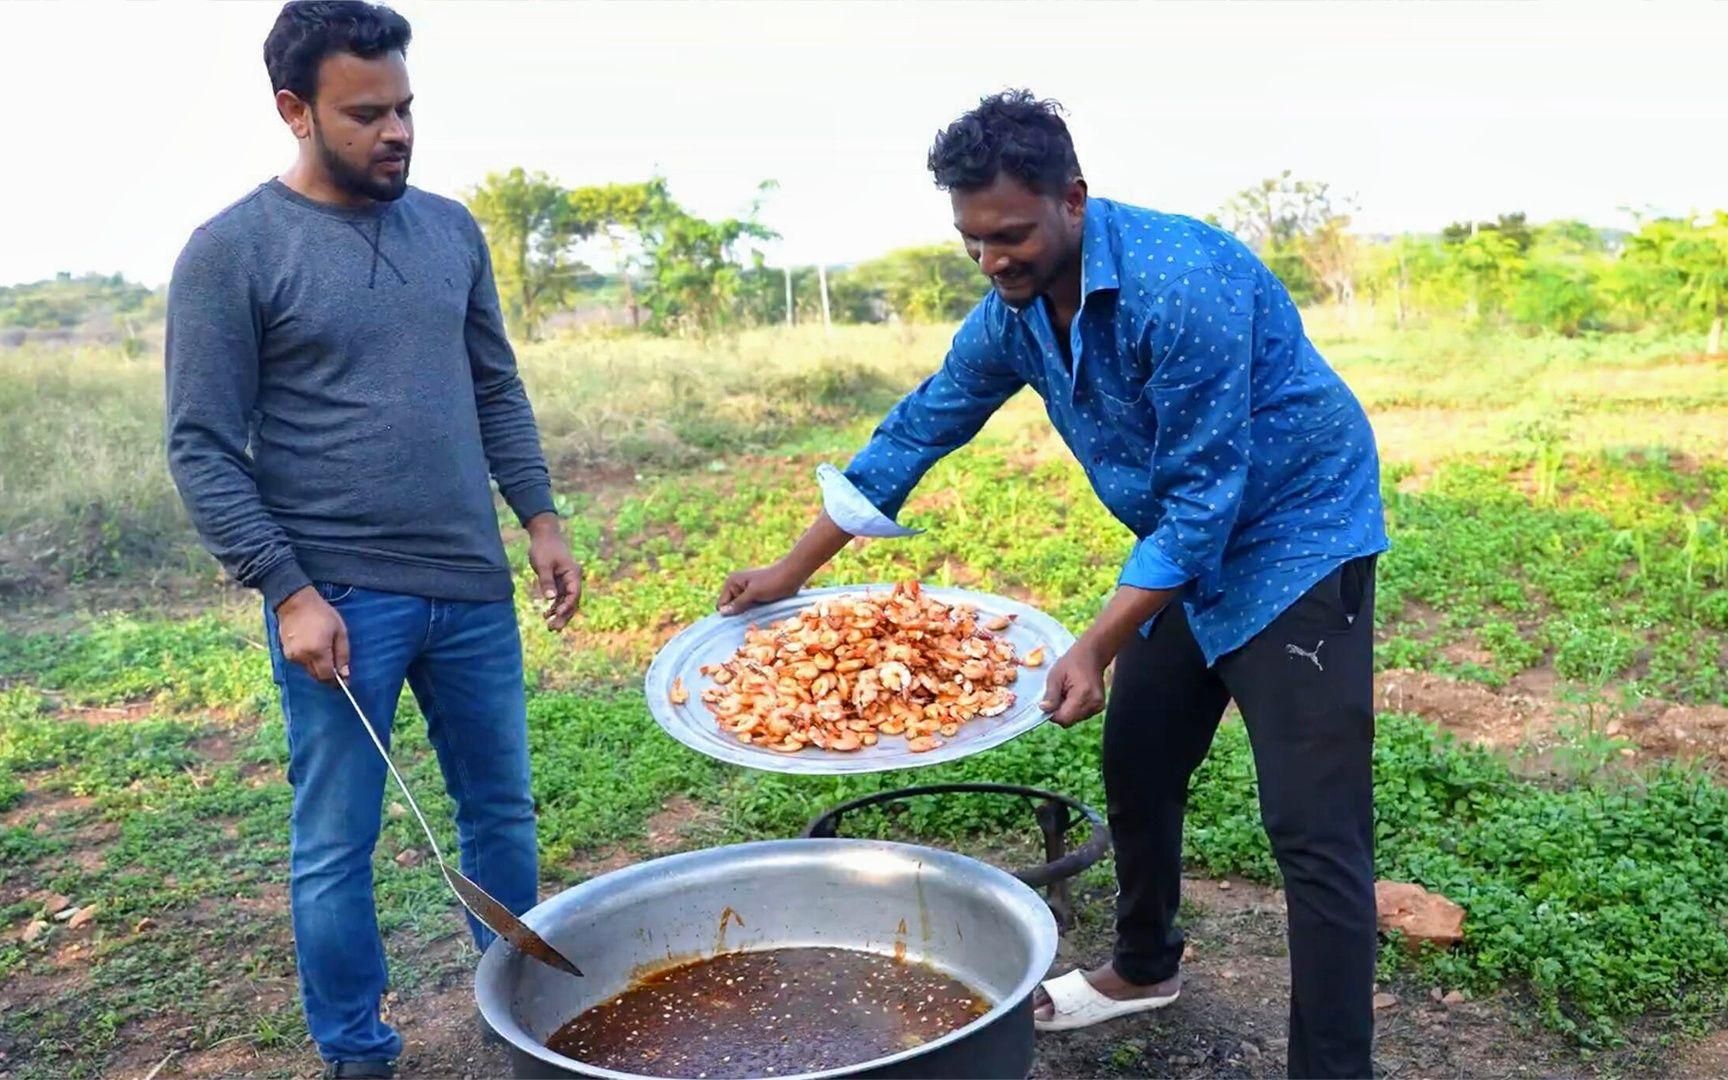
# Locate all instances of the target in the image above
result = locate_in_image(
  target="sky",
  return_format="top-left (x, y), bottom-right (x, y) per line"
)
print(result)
top-left (1, 0), bottom-right (1724, 288)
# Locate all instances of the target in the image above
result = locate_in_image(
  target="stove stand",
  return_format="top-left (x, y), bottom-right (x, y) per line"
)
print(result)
top-left (802, 782), bottom-right (1111, 929)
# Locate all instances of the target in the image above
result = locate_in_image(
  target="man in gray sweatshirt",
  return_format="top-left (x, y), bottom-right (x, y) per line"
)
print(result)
top-left (163, 4), bottom-right (580, 1076)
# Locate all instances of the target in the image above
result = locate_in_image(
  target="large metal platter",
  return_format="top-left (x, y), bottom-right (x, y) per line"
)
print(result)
top-left (644, 584), bottom-right (1077, 776)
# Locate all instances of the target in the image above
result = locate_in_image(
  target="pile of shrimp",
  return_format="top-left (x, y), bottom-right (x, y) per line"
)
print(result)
top-left (668, 581), bottom-right (1043, 754)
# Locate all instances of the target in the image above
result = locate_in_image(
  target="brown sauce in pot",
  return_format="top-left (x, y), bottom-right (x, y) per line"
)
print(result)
top-left (546, 947), bottom-right (990, 1078)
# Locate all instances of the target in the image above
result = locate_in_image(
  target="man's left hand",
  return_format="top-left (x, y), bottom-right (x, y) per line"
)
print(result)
top-left (1039, 642), bottom-right (1109, 728)
top-left (526, 514), bottom-right (583, 631)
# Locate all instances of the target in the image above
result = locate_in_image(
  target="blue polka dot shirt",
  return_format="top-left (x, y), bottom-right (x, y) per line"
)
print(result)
top-left (819, 197), bottom-right (1389, 666)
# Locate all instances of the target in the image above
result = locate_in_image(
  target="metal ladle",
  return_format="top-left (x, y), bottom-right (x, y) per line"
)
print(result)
top-left (333, 671), bottom-right (583, 978)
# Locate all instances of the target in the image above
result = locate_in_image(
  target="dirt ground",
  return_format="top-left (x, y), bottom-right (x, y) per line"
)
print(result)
top-left (1035, 875), bottom-right (1593, 1080)
top-left (18, 669), bottom-right (1728, 1080)
top-left (1376, 667), bottom-right (1728, 772)
top-left (120, 871), bottom-right (1676, 1080)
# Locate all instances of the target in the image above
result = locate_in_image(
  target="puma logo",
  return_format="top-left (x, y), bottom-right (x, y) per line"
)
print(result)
top-left (1286, 640), bottom-right (1325, 671)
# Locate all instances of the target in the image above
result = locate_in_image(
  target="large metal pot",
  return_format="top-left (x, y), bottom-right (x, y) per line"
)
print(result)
top-left (476, 839), bottom-right (1060, 1080)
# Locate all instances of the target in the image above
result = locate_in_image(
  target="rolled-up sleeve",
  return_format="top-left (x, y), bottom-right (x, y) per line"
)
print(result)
top-left (1119, 272), bottom-right (1254, 591)
top-left (822, 299), bottom-right (1024, 535)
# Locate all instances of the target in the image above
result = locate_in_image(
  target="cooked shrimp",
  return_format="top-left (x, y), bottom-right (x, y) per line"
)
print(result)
top-left (694, 579), bottom-right (1029, 754)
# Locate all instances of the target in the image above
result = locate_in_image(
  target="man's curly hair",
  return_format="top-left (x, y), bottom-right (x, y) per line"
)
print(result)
top-left (927, 90), bottom-right (1082, 196)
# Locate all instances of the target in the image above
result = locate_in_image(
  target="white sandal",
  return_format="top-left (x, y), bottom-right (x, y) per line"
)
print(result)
top-left (1033, 969), bottom-right (1180, 1032)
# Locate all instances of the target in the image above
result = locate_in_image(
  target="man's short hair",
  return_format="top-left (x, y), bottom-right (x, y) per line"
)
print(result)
top-left (927, 90), bottom-right (1082, 196)
top-left (263, 1), bottom-right (412, 102)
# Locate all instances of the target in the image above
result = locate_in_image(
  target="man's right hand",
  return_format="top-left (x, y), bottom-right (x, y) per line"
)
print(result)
top-left (717, 562), bottom-right (806, 616)
top-left (717, 512), bottom-right (856, 617)
top-left (276, 586), bottom-right (351, 685)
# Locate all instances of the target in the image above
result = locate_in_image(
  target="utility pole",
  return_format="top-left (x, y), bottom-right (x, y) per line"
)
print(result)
top-left (817, 262), bottom-right (832, 335)
top-left (783, 266), bottom-right (794, 327)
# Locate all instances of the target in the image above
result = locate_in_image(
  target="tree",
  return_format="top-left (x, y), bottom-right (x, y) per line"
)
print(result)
top-left (465, 168), bottom-right (593, 340)
top-left (1532, 219), bottom-right (1607, 258)
top-left (1360, 235), bottom-right (1448, 329)
top-left (1297, 208), bottom-right (1359, 315)
top-left (567, 179), bottom-right (675, 329)
top-left (1623, 213), bottom-right (1728, 356)
top-left (842, 245), bottom-right (982, 323)
top-left (1511, 263), bottom-right (1601, 337)
top-left (1678, 212), bottom-right (1728, 355)
top-left (1442, 212), bottom-right (1534, 253)
top-left (1218, 171), bottom-right (1308, 253)
top-left (1216, 172), bottom-right (1354, 309)
top-left (634, 182), bottom-right (778, 334)
top-left (1509, 220), bottom-right (1609, 336)
top-left (1442, 229), bottom-right (1527, 323)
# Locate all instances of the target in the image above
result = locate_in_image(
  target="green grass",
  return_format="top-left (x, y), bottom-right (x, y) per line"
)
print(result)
top-left (1377, 451), bottom-right (1728, 702)
top-left (4, 321), bottom-right (1728, 1075)
top-left (1315, 321), bottom-right (1728, 413)
top-left (1184, 716), bottom-right (1728, 1047)
top-left (8, 676), bottom-right (1727, 1066)
top-left (538, 431), bottom-right (1727, 707)
top-left (0, 613), bottom-right (274, 712)
top-left (0, 326), bottom-right (947, 589)
top-left (5, 318), bottom-right (1726, 591)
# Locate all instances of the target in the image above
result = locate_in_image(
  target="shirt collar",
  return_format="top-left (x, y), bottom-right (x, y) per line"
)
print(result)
top-left (1079, 197), bottom-right (1120, 298)
top-left (1001, 197), bottom-right (1120, 328)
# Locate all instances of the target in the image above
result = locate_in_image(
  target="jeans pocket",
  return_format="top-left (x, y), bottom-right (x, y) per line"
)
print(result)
top-left (263, 610), bottom-right (286, 687)
top-left (314, 582), bottom-right (356, 604)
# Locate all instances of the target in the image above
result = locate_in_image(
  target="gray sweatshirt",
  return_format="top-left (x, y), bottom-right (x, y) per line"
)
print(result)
top-left (164, 179), bottom-right (555, 610)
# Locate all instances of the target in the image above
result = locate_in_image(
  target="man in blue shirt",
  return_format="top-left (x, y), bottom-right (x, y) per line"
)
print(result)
top-left (717, 91), bottom-right (1386, 1077)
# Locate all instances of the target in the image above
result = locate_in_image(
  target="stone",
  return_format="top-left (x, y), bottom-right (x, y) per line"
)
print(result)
top-left (1373, 992), bottom-right (1399, 1010)
top-left (1217, 880), bottom-right (1232, 891)
top-left (1443, 990), bottom-right (1468, 1005)
top-left (20, 921), bottom-right (48, 944)
top-left (134, 917), bottom-right (157, 933)
top-left (1430, 986), bottom-right (1444, 1002)
top-left (37, 894), bottom-right (71, 917)
top-left (395, 848), bottom-right (422, 868)
top-left (52, 907), bottom-right (78, 923)
top-left (1375, 880), bottom-right (1465, 952)
top-left (67, 906), bottom-right (97, 931)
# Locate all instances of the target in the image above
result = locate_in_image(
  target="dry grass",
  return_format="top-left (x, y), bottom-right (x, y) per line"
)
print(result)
top-left (2, 316), bottom-right (1723, 591)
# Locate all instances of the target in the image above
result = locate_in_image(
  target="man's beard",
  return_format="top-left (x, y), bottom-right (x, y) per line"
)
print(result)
top-left (998, 246), bottom-right (1081, 311)
top-left (314, 124), bottom-right (409, 203)
top-left (993, 262), bottom-right (1057, 311)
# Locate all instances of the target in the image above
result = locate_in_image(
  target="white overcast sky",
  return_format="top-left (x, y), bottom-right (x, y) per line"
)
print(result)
top-left (1, 0), bottom-right (1723, 287)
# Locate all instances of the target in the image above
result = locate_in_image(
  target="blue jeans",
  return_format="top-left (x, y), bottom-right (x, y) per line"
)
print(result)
top-left (265, 584), bottom-right (539, 1064)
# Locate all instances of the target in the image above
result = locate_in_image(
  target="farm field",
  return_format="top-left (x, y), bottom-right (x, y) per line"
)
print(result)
top-left (3, 319), bottom-right (1728, 1079)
